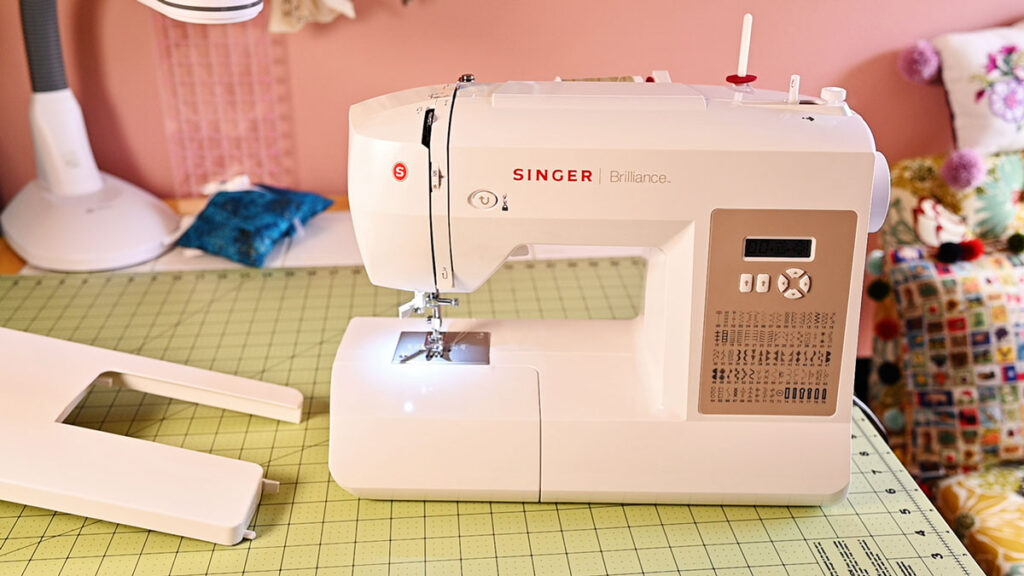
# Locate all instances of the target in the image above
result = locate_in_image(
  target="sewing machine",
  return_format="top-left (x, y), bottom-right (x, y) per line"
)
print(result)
top-left (330, 74), bottom-right (890, 505)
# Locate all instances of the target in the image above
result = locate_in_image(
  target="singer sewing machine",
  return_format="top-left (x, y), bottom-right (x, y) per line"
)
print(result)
top-left (329, 75), bottom-right (890, 506)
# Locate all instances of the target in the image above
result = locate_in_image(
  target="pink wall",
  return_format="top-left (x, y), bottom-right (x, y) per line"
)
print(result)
top-left (2, 0), bottom-right (1023, 202)
top-left (2, 0), bottom-right (1024, 358)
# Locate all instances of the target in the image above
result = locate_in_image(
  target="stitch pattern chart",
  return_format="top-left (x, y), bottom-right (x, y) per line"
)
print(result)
top-left (0, 262), bottom-right (978, 575)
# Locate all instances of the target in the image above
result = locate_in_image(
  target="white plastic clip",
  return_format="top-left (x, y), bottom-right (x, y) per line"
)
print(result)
top-left (262, 479), bottom-right (281, 494)
top-left (787, 75), bottom-right (801, 104)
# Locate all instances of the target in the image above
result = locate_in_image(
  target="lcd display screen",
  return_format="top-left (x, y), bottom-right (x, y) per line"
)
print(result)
top-left (744, 238), bottom-right (813, 259)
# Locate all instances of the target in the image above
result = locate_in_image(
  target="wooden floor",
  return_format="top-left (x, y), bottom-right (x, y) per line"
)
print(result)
top-left (0, 239), bottom-right (24, 275)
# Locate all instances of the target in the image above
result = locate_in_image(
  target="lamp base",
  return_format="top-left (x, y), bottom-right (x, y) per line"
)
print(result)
top-left (1, 173), bottom-right (182, 272)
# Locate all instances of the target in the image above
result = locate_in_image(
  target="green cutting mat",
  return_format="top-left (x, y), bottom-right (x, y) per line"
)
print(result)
top-left (0, 261), bottom-right (979, 576)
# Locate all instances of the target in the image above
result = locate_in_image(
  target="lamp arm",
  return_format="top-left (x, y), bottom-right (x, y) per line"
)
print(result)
top-left (20, 0), bottom-right (102, 197)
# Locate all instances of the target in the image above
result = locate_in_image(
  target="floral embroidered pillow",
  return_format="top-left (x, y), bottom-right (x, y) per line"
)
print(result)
top-left (933, 23), bottom-right (1024, 154)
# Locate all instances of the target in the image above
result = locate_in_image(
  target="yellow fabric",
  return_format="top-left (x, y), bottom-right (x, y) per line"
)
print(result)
top-left (937, 465), bottom-right (1024, 576)
top-left (889, 155), bottom-right (966, 213)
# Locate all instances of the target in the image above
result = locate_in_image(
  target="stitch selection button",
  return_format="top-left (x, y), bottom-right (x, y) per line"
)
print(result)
top-left (777, 275), bottom-right (789, 293)
top-left (739, 274), bottom-right (753, 293)
top-left (799, 274), bottom-right (812, 293)
top-left (756, 274), bottom-right (770, 293)
top-left (779, 269), bottom-right (811, 299)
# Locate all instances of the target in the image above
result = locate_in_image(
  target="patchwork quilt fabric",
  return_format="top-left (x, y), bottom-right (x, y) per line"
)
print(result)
top-left (873, 253), bottom-right (1024, 479)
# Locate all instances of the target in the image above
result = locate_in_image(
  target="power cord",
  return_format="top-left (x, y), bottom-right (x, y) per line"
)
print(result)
top-left (853, 395), bottom-right (889, 445)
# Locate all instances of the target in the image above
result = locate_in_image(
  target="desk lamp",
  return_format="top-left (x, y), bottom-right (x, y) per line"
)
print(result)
top-left (1, 0), bottom-right (263, 271)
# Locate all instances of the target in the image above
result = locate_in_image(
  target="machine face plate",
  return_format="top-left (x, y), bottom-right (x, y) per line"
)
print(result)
top-left (393, 330), bottom-right (491, 364)
top-left (700, 209), bottom-right (858, 416)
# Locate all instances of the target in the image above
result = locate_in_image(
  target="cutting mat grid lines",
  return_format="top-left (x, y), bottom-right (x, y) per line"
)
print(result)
top-left (0, 261), bottom-right (977, 576)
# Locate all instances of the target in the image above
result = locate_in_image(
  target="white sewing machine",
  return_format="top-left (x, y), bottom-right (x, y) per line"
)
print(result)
top-left (330, 72), bottom-right (890, 505)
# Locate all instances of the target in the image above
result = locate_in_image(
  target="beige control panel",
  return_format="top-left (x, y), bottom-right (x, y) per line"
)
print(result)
top-left (699, 209), bottom-right (857, 416)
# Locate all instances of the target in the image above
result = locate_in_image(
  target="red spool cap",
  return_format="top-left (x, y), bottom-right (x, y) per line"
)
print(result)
top-left (726, 74), bottom-right (757, 85)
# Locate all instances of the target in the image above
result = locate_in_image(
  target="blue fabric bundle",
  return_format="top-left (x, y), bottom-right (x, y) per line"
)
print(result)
top-left (178, 184), bottom-right (333, 267)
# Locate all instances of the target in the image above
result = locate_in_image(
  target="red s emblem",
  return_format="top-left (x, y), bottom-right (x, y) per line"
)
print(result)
top-left (393, 162), bottom-right (408, 181)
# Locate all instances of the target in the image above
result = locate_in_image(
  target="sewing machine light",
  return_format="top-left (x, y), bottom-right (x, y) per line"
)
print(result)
top-left (1, 0), bottom-right (262, 271)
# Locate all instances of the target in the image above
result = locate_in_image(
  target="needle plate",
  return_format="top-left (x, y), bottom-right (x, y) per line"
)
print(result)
top-left (392, 331), bottom-right (491, 364)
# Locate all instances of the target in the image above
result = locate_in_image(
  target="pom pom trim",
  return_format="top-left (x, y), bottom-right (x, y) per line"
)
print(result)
top-left (897, 40), bottom-right (941, 84)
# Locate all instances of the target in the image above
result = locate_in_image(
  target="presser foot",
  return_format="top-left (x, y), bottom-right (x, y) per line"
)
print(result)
top-left (392, 331), bottom-right (491, 365)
